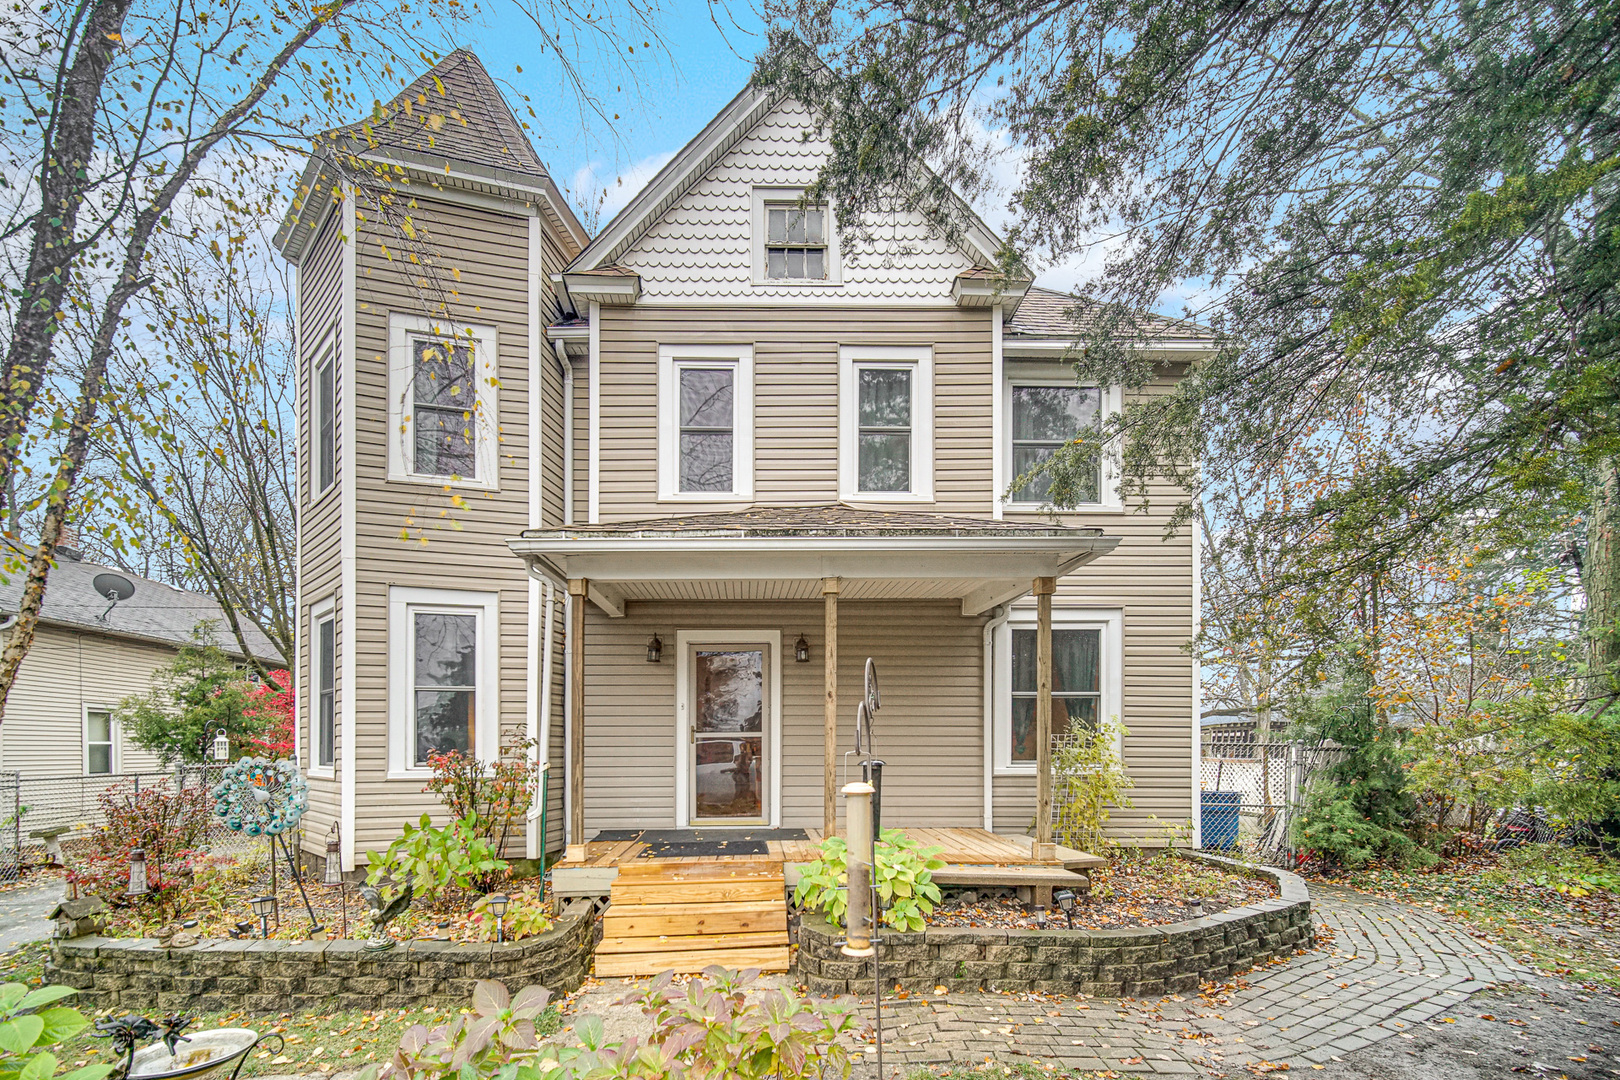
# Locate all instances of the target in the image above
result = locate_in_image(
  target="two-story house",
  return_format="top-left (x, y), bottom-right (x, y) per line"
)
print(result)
top-left (274, 50), bottom-right (1208, 878)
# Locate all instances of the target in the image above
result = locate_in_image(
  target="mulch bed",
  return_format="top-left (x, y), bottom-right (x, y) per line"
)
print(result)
top-left (927, 852), bottom-right (1276, 931)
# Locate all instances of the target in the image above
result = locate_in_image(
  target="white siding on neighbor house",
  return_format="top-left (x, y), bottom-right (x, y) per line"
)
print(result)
top-left (575, 599), bottom-right (985, 836)
top-left (0, 624), bottom-right (172, 778)
top-left (619, 99), bottom-right (976, 303)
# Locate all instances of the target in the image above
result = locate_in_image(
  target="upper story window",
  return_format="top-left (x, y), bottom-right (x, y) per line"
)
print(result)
top-left (1002, 365), bottom-right (1121, 509)
top-left (751, 188), bottom-right (841, 286)
top-left (765, 205), bottom-right (827, 280)
top-left (314, 345), bottom-right (336, 495)
top-left (839, 346), bottom-right (933, 502)
top-left (387, 313), bottom-right (499, 490)
top-left (657, 345), bottom-right (754, 502)
top-left (387, 586), bottom-right (498, 776)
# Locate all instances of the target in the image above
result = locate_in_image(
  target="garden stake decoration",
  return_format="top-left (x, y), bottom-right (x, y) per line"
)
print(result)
top-left (209, 757), bottom-right (324, 932)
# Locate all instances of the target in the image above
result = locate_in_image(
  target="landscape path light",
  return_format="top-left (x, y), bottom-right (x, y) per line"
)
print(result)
top-left (250, 895), bottom-right (275, 939)
top-left (127, 848), bottom-right (148, 897)
top-left (1053, 888), bottom-right (1077, 929)
top-left (487, 893), bottom-right (509, 943)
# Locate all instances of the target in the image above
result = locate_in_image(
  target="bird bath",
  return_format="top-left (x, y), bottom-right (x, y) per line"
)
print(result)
top-left (125, 1029), bottom-right (280, 1080)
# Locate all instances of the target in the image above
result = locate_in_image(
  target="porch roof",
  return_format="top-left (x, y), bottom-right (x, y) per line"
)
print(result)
top-left (507, 504), bottom-right (1120, 616)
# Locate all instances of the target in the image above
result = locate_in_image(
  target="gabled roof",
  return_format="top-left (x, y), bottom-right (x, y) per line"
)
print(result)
top-left (0, 553), bottom-right (283, 664)
top-left (1008, 286), bottom-right (1215, 342)
top-left (564, 86), bottom-right (1011, 289)
top-left (274, 50), bottom-right (587, 262)
top-left (321, 49), bottom-right (550, 180)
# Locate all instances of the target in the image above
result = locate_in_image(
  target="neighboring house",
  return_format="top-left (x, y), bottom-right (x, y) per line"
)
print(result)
top-left (0, 547), bottom-right (283, 780)
top-left (275, 50), bottom-right (1212, 870)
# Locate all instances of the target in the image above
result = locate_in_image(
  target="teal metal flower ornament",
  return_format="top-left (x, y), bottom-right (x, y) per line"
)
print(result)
top-left (210, 757), bottom-right (308, 836)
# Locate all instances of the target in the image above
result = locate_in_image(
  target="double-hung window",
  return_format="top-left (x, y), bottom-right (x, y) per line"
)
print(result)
top-left (751, 188), bottom-right (841, 286)
top-left (84, 709), bottom-right (115, 775)
top-left (658, 346), bottom-right (754, 501)
top-left (388, 587), bottom-right (498, 775)
top-left (314, 345), bottom-right (336, 494)
top-left (839, 346), bottom-right (933, 501)
top-left (1003, 369), bottom-right (1118, 508)
top-left (994, 609), bottom-right (1122, 772)
top-left (311, 603), bottom-right (335, 771)
top-left (387, 314), bottom-right (499, 489)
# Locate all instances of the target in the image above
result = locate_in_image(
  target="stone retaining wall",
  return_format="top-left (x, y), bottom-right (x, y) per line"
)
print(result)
top-left (45, 899), bottom-right (597, 1013)
top-left (795, 854), bottom-right (1312, 998)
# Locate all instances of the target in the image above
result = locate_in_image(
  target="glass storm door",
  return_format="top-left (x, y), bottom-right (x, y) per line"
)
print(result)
top-left (689, 644), bottom-right (769, 823)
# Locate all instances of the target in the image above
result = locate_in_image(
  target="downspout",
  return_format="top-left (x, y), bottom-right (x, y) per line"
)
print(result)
top-left (982, 604), bottom-right (1012, 829)
top-left (526, 577), bottom-right (556, 840)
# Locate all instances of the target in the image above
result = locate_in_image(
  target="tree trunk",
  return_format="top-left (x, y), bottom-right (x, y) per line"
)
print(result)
top-left (1589, 457), bottom-right (1620, 696)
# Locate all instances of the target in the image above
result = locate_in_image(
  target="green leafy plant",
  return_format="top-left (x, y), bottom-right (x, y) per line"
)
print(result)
top-left (366, 814), bottom-right (507, 907)
top-left (114, 635), bottom-right (267, 765)
top-left (793, 828), bottom-right (944, 932)
top-left (421, 743), bottom-right (538, 857)
top-left (1494, 843), bottom-right (1620, 898)
top-left (0, 983), bottom-right (109, 1080)
top-left (1052, 720), bottom-right (1135, 854)
top-left (467, 890), bottom-right (552, 942)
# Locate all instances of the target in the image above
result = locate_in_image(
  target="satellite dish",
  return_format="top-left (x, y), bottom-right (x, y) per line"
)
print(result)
top-left (92, 573), bottom-right (136, 602)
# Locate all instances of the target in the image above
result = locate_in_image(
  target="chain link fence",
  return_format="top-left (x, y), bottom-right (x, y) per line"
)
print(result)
top-left (1198, 735), bottom-right (1345, 866)
top-left (0, 764), bottom-right (260, 880)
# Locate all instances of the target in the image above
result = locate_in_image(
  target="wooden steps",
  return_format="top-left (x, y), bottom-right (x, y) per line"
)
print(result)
top-left (595, 859), bottom-right (791, 978)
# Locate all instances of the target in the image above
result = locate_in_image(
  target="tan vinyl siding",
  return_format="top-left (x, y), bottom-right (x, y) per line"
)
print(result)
top-left (992, 369), bottom-right (1195, 842)
top-left (539, 226), bottom-right (569, 529)
top-left (593, 306), bottom-right (993, 520)
top-left (0, 625), bottom-right (174, 777)
top-left (348, 193), bottom-right (536, 855)
top-left (576, 600), bottom-right (984, 834)
top-left (296, 208), bottom-right (347, 843)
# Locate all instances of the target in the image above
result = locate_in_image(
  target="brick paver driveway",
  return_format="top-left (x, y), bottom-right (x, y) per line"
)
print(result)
top-left (869, 884), bottom-right (1529, 1075)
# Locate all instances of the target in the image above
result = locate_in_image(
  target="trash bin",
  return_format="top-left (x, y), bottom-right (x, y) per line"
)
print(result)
top-left (1201, 791), bottom-right (1241, 851)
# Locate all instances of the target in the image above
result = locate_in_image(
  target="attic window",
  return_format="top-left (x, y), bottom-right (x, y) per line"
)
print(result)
top-left (765, 205), bottom-right (827, 280)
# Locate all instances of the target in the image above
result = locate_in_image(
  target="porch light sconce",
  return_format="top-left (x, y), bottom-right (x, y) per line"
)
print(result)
top-left (1053, 888), bottom-right (1077, 929)
top-left (250, 895), bottom-right (275, 939)
top-left (126, 848), bottom-right (148, 897)
top-left (646, 634), bottom-right (663, 663)
top-left (794, 635), bottom-right (810, 663)
top-left (487, 893), bottom-right (509, 943)
top-left (212, 727), bottom-right (230, 762)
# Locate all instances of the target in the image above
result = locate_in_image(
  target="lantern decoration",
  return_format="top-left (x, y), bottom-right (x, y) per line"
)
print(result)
top-left (794, 635), bottom-right (810, 663)
top-left (127, 848), bottom-right (149, 897)
top-left (323, 827), bottom-right (344, 887)
top-left (209, 756), bottom-right (308, 837)
top-left (487, 893), bottom-right (509, 944)
top-left (646, 634), bottom-right (662, 663)
top-left (212, 727), bottom-right (231, 762)
top-left (250, 895), bottom-right (275, 938)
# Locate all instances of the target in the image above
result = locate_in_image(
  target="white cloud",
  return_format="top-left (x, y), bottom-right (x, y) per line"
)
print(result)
top-left (567, 150), bottom-right (676, 230)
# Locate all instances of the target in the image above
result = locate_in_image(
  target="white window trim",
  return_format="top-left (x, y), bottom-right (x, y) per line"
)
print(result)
top-left (657, 344), bottom-right (755, 502)
top-left (387, 312), bottom-right (501, 490)
top-left (750, 187), bottom-right (843, 287)
top-left (313, 338), bottom-right (338, 498)
top-left (993, 607), bottom-right (1123, 775)
top-left (82, 704), bottom-right (119, 776)
top-left (672, 630), bottom-right (782, 829)
top-left (387, 586), bottom-right (500, 779)
top-left (1001, 363), bottom-right (1123, 512)
top-left (308, 596), bottom-right (336, 777)
top-left (838, 345), bottom-right (934, 503)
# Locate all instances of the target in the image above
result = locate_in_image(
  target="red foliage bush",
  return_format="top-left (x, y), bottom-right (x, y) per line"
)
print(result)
top-left (245, 668), bottom-right (295, 757)
top-left (66, 779), bottom-right (214, 906)
top-left (421, 741), bottom-right (538, 855)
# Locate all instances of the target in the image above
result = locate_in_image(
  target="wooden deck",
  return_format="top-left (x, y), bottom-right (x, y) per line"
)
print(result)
top-left (554, 827), bottom-right (1101, 978)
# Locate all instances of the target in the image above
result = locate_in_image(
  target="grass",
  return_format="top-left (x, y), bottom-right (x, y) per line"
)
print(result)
top-left (55, 1002), bottom-right (563, 1077)
top-left (1330, 842), bottom-right (1620, 989)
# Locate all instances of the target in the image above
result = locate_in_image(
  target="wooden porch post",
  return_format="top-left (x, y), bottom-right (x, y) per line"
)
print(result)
top-left (567, 578), bottom-right (587, 861)
top-left (1034, 576), bottom-right (1057, 861)
top-left (822, 577), bottom-right (840, 837)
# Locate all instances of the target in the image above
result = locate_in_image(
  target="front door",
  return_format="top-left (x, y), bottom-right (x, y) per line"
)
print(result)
top-left (687, 643), bottom-right (770, 824)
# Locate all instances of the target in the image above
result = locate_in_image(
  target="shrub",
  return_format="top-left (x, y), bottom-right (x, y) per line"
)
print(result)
top-left (244, 669), bottom-right (295, 758)
top-left (421, 743), bottom-right (537, 856)
top-left (0, 983), bottom-right (109, 1080)
top-left (366, 971), bottom-right (853, 1080)
top-left (793, 828), bottom-right (944, 932)
top-left (114, 635), bottom-right (268, 764)
top-left (1052, 719), bottom-right (1135, 854)
top-left (66, 779), bottom-right (213, 908)
top-left (365, 813), bottom-right (508, 907)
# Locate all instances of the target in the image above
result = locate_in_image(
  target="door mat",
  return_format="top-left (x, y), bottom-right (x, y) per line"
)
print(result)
top-left (590, 828), bottom-right (807, 860)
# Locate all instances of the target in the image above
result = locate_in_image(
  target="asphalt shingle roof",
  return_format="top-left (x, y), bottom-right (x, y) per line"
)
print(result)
top-left (321, 49), bottom-right (549, 180)
top-left (0, 553), bottom-right (282, 664)
top-left (1008, 286), bottom-right (1213, 340)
